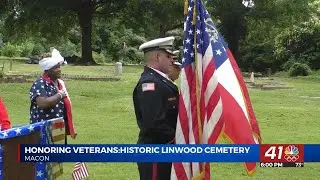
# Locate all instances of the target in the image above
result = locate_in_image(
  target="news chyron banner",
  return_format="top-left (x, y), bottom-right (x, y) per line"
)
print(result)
top-left (19, 144), bottom-right (320, 166)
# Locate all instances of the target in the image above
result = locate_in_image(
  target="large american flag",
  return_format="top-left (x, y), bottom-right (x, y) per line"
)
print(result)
top-left (171, 0), bottom-right (261, 179)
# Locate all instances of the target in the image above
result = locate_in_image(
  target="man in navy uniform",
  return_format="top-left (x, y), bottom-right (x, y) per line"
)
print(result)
top-left (133, 36), bottom-right (179, 180)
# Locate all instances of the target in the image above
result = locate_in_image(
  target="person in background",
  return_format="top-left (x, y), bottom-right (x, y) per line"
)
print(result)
top-left (29, 48), bottom-right (76, 141)
top-left (0, 97), bottom-right (11, 130)
top-left (167, 50), bottom-right (182, 82)
top-left (133, 37), bottom-right (179, 180)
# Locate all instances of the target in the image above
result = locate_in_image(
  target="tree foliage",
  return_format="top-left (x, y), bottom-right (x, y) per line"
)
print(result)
top-left (92, 18), bottom-right (146, 64)
top-left (207, 0), bottom-right (249, 60)
top-left (0, 0), bottom-right (318, 73)
top-left (122, 0), bottom-right (184, 38)
top-left (238, 0), bottom-right (317, 72)
top-left (1, 0), bottom-right (128, 64)
top-left (275, 19), bottom-right (320, 70)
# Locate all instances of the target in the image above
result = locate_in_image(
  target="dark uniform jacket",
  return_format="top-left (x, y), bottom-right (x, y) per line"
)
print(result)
top-left (133, 66), bottom-right (179, 144)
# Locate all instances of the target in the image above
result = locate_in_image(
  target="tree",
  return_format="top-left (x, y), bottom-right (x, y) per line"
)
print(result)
top-left (92, 17), bottom-right (147, 63)
top-left (122, 0), bottom-right (184, 39)
top-left (2, 0), bottom-right (127, 64)
top-left (207, 0), bottom-right (250, 61)
top-left (205, 0), bottom-right (315, 72)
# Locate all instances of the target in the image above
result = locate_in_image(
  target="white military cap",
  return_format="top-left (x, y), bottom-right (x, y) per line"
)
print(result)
top-left (173, 61), bottom-right (182, 67)
top-left (173, 50), bottom-right (180, 56)
top-left (139, 36), bottom-right (175, 55)
top-left (172, 50), bottom-right (182, 67)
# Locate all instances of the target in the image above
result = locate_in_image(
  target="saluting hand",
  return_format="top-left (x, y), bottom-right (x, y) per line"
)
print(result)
top-left (57, 90), bottom-right (67, 99)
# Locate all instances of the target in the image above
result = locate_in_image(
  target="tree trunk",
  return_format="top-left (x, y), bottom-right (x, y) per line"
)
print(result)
top-left (78, 3), bottom-right (96, 65)
top-left (221, 16), bottom-right (246, 66)
top-left (228, 35), bottom-right (241, 61)
top-left (159, 24), bottom-right (166, 38)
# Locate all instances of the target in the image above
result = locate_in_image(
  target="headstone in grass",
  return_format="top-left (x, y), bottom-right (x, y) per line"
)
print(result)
top-left (267, 68), bottom-right (272, 77)
top-left (115, 62), bottom-right (123, 76)
top-left (250, 72), bottom-right (255, 83)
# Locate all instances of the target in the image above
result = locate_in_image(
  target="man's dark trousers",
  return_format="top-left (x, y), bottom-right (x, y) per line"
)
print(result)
top-left (138, 162), bottom-right (172, 180)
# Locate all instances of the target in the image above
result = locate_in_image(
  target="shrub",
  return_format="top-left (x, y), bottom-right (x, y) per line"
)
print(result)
top-left (119, 47), bottom-right (144, 64)
top-left (132, 50), bottom-right (144, 64)
top-left (31, 43), bottom-right (46, 56)
top-left (0, 43), bottom-right (21, 57)
top-left (20, 41), bottom-right (34, 57)
top-left (282, 57), bottom-right (297, 71)
top-left (274, 19), bottom-right (320, 70)
top-left (92, 51), bottom-right (106, 64)
top-left (56, 41), bottom-right (77, 57)
top-left (288, 62), bottom-right (312, 77)
top-left (240, 41), bottom-right (275, 72)
top-left (96, 22), bottom-right (147, 63)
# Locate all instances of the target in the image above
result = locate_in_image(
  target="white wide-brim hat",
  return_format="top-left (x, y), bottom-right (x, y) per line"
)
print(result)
top-left (39, 48), bottom-right (64, 71)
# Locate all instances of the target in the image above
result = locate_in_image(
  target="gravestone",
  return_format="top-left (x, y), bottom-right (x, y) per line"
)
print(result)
top-left (115, 62), bottom-right (123, 76)
top-left (250, 72), bottom-right (255, 83)
top-left (267, 68), bottom-right (272, 77)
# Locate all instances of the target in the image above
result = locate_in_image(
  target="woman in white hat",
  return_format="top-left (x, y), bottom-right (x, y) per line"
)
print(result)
top-left (29, 48), bottom-right (76, 140)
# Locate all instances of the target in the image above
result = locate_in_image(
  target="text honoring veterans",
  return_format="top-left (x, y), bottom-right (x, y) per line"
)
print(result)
top-left (24, 146), bottom-right (251, 154)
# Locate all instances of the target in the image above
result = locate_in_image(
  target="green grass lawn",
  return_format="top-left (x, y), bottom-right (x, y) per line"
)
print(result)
top-left (0, 61), bottom-right (320, 179)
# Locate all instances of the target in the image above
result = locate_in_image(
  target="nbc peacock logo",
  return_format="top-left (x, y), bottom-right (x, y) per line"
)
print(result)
top-left (284, 145), bottom-right (299, 162)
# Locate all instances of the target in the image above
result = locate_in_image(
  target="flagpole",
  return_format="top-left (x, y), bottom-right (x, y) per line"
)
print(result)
top-left (193, 0), bottom-right (208, 179)
top-left (193, 0), bottom-right (202, 148)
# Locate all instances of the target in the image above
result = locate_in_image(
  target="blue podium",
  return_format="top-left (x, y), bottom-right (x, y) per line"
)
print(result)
top-left (0, 118), bottom-right (65, 180)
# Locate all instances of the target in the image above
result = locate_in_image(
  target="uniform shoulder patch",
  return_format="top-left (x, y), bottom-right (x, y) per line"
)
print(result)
top-left (142, 83), bottom-right (155, 92)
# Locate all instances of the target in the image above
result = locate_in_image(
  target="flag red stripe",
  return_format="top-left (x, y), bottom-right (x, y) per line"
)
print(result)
top-left (205, 86), bottom-right (220, 120)
top-left (201, 59), bottom-right (215, 91)
top-left (80, 170), bottom-right (84, 179)
top-left (245, 162), bottom-right (257, 174)
top-left (173, 162), bottom-right (189, 179)
top-left (83, 163), bottom-right (89, 176)
top-left (207, 116), bottom-right (224, 144)
top-left (227, 49), bottom-right (261, 142)
top-left (200, 60), bottom-right (216, 140)
top-left (52, 121), bottom-right (64, 129)
top-left (187, 67), bottom-right (200, 144)
top-left (220, 86), bottom-right (256, 144)
top-left (178, 95), bottom-right (189, 144)
top-left (204, 163), bottom-right (211, 180)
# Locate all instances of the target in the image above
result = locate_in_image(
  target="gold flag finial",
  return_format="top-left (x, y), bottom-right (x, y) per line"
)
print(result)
top-left (184, 0), bottom-right (188, 15)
